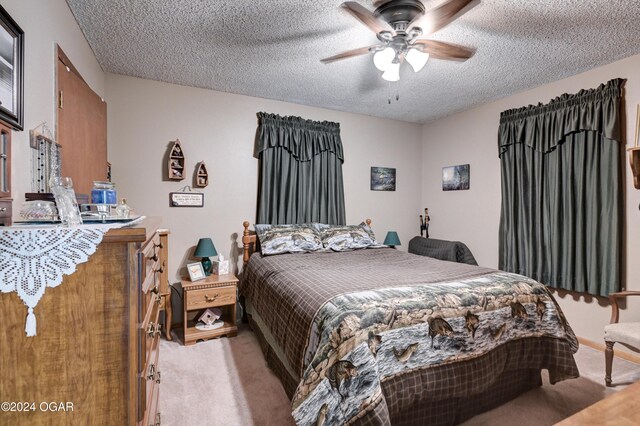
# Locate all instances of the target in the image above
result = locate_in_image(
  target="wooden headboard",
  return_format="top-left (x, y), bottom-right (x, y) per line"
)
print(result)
top-left (242, 219), bottom-right (372, 266)
top-left (242, 221), bottom-right (257, 265)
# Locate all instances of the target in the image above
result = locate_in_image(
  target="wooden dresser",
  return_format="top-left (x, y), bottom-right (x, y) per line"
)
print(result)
top-left (0, 218), bottom-right (169, 425)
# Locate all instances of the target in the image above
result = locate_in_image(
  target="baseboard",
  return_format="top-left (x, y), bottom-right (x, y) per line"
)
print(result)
top-left (578, 336), bottom-right (640, 364)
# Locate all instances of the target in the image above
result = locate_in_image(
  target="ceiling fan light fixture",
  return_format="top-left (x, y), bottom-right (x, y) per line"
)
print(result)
top-left (406, 48), bottom-right (429, 72)
top-left (381, 62), bottom-right (400, 82)
top-left (373, 47), bottom-right (395, 71)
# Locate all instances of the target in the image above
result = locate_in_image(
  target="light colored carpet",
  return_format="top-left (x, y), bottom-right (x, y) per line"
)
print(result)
top-left (159, 325), bottom-right (639, 426)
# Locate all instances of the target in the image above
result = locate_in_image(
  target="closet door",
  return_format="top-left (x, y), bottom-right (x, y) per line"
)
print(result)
top-left (56, 46), bottom-right (107, 196)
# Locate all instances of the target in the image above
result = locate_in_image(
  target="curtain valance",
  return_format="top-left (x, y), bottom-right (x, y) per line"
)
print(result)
top-left (254, 112), bottom-right (344, 162)
top-left (498, 78), bottom-right (624, 156)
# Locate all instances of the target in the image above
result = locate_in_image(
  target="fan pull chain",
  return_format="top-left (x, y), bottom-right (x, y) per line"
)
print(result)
top-left (387, 83), bottom-right (400, 104)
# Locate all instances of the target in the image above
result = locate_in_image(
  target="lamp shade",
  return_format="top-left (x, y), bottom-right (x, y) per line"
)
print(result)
top-left (406, 48), bottom-right (429, 72)
top-left (384, 231), bottom-right (401, 247)
top-left (381, 62), bottom-right (400, 82)
top-left (194, 238), bottom-right (217, 258)
top-left (373, 47), bottom-right (395, 71)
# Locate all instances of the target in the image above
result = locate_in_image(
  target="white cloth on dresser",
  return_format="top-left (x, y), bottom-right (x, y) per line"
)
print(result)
top-left (0, 217), bottom-right (145, 336)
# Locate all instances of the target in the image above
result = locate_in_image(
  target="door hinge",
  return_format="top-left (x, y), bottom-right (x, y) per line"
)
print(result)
top-left (58, 90), bottom-right (63, 109)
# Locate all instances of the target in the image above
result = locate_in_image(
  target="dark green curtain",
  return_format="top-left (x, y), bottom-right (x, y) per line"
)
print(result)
top-left (498, 78), bottom-right (624, 297)
top-left (255, 112), bottom-right (346, 225)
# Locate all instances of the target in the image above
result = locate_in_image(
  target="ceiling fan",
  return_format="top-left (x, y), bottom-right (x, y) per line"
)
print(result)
top-left (321, 0), bottom-right (479, 82)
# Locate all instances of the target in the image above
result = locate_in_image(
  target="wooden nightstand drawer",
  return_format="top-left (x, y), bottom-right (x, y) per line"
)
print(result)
top-left (185, 285), bottom-right (236, 309)
top-left (182, 274), bottom-right (239, 345)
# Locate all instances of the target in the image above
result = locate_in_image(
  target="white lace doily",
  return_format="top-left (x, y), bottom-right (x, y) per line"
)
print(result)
top-left (0, 216), bottom-right (146, 336)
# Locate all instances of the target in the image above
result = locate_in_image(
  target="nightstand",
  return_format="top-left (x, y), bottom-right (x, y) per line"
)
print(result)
top-left (181, 273), bottom-right (238, 345)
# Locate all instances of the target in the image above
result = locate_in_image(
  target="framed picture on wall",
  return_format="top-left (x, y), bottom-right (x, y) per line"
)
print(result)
top-left (0, 5), bottom-right (23, 130)
top-left (371, 167), bottom-right (396, 191)
top-left (442, 164), bottom-right (470, 191)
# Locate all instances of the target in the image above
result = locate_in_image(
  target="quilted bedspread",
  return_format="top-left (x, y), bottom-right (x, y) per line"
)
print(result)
top-left (240, 248), bottom-right (579, 425)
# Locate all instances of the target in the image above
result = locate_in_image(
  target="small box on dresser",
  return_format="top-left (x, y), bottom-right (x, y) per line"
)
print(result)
top-left (211, 258), bottom-right (229, 275)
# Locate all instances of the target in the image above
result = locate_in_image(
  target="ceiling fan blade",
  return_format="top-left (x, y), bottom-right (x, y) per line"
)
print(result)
top-left (413, 39), bottom-right (475, 61)
top-left (341, 2), bottom-right (392, 35)
top-left (320, 45), bottom-right (377, 64)
top-left (412, 0), bottom-right (480, 36)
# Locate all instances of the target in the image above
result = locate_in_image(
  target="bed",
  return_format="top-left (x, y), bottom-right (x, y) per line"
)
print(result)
top-left (239, 221), bottom-right (579, 425)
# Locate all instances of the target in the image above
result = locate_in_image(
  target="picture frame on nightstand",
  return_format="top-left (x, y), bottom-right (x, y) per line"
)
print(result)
top-left (187, 262), bottom-right (206, 281)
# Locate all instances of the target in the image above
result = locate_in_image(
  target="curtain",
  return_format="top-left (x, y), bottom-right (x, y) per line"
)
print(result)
top-left (498, 78), bottom-right (624, 297)
top-left (255, 112), bottom-right (346, 225)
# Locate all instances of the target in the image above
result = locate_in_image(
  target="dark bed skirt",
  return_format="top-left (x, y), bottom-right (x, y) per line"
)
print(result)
top-left (247, 314), bottom-right (555, 425)
top-left (385, 369), bottom-right (541, 426)
top-left (248, 314), bottom-right (300, 399)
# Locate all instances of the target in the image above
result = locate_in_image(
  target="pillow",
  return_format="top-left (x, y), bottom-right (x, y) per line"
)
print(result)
top-left (255, 224), bottom-right (323, 255)
top-left (321, 224), bottom-right (376, 251)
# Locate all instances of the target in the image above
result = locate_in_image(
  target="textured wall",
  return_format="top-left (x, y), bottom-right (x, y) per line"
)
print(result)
top-left (421, 53), bottom-right (640, 347)
top-left (105, 73), bottom-right (423, 287)
top-left (4, 0), bottom-right (105, 211)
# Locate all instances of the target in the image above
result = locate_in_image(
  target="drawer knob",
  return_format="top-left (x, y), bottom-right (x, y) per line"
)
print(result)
top-left (147, 364), bottom-right (156, 381)
top-left (146, 364), bottom-right (161, 383)
top-left (0, 207), bottom-right (6, 212)
top-left (205, 293), bottom-right (219, 302)
top-left (147, 322), bottom-right (157, 337)
top-left (151, 284), bottom-right (159, 294)
top-left (154, 261), bottom-right (165, 274)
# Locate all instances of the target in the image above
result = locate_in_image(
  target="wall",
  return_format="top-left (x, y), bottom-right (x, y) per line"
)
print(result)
top-left (105, 74), bottom-right (422, 286)
top-left (4, 0), bottom-right (105, 208)
top-left (421, 53), bottom-right (640, 346)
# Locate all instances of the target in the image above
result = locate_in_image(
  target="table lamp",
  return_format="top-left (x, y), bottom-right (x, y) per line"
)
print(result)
top-left (384, 231), bottom-right (401, 248)
top-left (194, 238), bottom-right (217, 276)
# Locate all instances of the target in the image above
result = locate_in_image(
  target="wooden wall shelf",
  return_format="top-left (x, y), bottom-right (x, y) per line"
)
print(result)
top-left (194, 161), bottom-right (208, 188)
top-left (168, 139), bottom-right (185, 181)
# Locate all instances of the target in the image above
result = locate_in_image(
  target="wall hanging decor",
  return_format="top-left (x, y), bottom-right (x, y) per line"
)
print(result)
top-left (167, 139), bottom-right (185, 181)
top-left (194, 161), bottom-right (208, 188)
top-left (370, 166), bottom-right (396, 191)
top-left (442, 164), bottom-right (470, 191)
top-left (169, 186), bottom-right (204, 207)
top-left (29, 123), bottom-right (61, 193)
top-left (0, 5), bottom-right (24, 130)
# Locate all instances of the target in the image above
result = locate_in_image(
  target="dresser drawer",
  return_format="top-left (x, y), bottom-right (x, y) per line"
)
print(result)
top-left (0, 199), bottom-right (11, 226)
top-left (141, 292), bottom-right (161, 370)
top-left (144, 375), bottom-right (161, 426)
top-left (141, 262), bottom-right (162, 294)
top-left (141, 232), bottom-right (161, 259)
top-left (185, 285), bottom-right (236, 309)
top-left (141, 336), bottom-right (160, 426)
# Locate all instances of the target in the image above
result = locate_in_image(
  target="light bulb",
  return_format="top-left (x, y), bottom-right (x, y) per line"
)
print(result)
top-left (406, 48), bottom-right (429, 72)
top-left (381, 62), bottom-right (400, 82)
top-left (373, 47), bottom-right (395, 71)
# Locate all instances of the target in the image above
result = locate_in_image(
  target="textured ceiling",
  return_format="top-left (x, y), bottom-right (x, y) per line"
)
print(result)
top-left (66, 0), bottom-right (640, 123)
